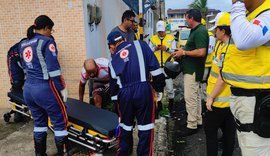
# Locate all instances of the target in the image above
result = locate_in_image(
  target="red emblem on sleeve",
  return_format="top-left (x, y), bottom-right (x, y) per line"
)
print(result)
top-left (120, 49), bottom-right (129, 59)
top-left (49, 44), bottom-right (56, 52)
top-left (23, 46), bottom-right (33, 63)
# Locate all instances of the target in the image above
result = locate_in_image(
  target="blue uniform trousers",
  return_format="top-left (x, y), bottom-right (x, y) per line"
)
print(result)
top-left (23, 79), bottom-right (68, 141)
top-left (117, 82), bottom-right (155, 156)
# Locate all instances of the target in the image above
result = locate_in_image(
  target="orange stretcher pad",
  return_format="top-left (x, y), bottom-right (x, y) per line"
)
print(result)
top-left (6, 91), bottom-right (119, 153)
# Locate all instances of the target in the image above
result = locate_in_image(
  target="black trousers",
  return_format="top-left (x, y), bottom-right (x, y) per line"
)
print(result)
top-left (204, 107), bottom-right (236, 156)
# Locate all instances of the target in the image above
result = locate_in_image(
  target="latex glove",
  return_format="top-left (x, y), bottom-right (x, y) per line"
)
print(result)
top-left (60, 88), bottom-right (68, 102)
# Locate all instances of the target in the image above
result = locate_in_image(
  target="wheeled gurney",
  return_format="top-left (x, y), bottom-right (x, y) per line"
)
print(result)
top-left (4, 90), bottom-right (119, 154)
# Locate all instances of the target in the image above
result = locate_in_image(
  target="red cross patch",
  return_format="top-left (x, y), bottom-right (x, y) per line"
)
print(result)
top-left (120, 49), bottom-right (129, 59)
top-left (23, 46), bottom-right (33, 63)
top-left (49, 43), bottom-right (56, 52)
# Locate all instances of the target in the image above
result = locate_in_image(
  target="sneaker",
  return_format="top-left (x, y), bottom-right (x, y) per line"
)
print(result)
top-left (179, 127), bottom-right (198, 137)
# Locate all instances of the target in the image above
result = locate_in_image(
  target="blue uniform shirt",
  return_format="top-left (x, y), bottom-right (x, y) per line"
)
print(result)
top-left (19, 33), bottom-right (65, 91)
top-left (7, 41), bottom-right (25, 85)
top-left (109, 40), bottom-right (165, 97)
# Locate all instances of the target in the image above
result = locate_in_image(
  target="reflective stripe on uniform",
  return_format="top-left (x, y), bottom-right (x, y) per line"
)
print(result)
top-left (36, 39), bottom-right (49, 80)
top-left (210, 70), bottom-right (219, 78)
top-left (222, 72), bottom-right (270, 84)
top-left (54, 130), bottom-right (68, 137)
top-left (109, 62), bottom-right (122, 88)
top-left (214, 96), bottom-right (230, 102)
top-left (119, 123), bottom-right (133, 131)
top-left (34, 127), bottom-right (48, 132)
top-left (49, 70), bottom-right (61, 77)
top-left (150, 68), bottom-right (163, 76)
top-left (222, 39), bottom-right (270, 85)
top-left (134, 41), bottom-right (146, 82)
top-left (111, 95), bottom-right (117, 100)
top-left (137, 123), bottom-right (154, 131)
top-left (17, 61), bottom-right (23, 69)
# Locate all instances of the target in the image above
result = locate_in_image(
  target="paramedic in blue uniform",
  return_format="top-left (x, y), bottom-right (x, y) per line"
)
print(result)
top-left (7, 38), bottom-right (27, 122)
top-left (7, 38), bottom-right (27, 92)
top-left (107, 31), bottom-right (166, 156)
top-left (19, 15), bottom-right (69, 156)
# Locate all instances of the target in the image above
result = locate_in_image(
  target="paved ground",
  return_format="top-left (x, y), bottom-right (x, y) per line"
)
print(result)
top-left (0, 108), bottom-right (167, 156)
top-left (0, 74), bottom-right (242, 156)
top-left (0, 108), bottom-right (57, 156)
top-left (167, 112), bottom-right (242, 156)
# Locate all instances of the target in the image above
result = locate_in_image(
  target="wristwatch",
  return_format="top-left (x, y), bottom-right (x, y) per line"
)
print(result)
top-left (182, 50), bottom-right (186, 56)
top-left (233, 0), bottom-right (244, 4)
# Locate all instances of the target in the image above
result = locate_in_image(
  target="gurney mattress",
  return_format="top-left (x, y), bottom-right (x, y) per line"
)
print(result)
top-left (66, 98), bottom-right (118, 137)
top-left (7, 91), bottom-right (118, 137)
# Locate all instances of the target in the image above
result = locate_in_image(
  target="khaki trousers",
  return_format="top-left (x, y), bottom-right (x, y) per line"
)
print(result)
top-left (184, 73), bottom-right (202, 129)
top-left (230, 96), bottom-right (270, 156)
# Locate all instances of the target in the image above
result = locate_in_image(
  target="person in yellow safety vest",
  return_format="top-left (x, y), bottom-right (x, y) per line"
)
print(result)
top-left (201, 18), bottom-right (217, 81)
top-left (204, 32), bottom-right (216, 74)
top-left (132, 20), bottom-right (149, 40)
top-left (200, 18), bottom-right (217, 106)
top-left (205, 12), bottom-right (236, 156)
top-left (221, 0), bottom-right (270, 155)
top-left (132, 21), bottom-right (140, 40)
top-left (149, 20), bottom-right (177, 117)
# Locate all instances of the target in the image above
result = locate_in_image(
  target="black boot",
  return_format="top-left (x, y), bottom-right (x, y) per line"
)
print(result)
top-left (168, 99), bottom-right (175, 116)
top-left (155, 101), bottom-right (163, 119)
top-left (157, 101), bottom-right (163, 113)
top-left (34, 134), bottom-right (47, 156)
top-left (55, 136), bottom-right (69, 156)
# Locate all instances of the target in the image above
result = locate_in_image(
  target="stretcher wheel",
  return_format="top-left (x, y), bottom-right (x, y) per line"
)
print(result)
top-left (3, 113), bottom-right (11, 122)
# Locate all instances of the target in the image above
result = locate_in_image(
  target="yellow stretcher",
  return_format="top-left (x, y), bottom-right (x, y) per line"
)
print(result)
top-left (4, 90), bottom-right (119, 154)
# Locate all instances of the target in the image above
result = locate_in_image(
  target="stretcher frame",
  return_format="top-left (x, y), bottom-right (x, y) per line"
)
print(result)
top-left (4, 91), bottom-right (118, 154)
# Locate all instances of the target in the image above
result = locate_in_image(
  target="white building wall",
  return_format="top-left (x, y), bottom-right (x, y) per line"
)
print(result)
top-left (144, 9), bottom-right (154, 43)
top-left (83, 0), bottom-right (129, 59)
top-left (83, 0), bottom-right (155, 58)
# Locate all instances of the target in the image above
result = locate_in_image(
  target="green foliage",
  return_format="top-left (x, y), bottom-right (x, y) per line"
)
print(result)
top-left (188, 0), bottom-right (208, 19)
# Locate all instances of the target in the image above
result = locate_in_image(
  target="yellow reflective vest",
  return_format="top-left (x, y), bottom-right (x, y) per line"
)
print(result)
top-left (207, 41), bottom-right (231, 108)
top-left (205, 31), bottom-right (215, 68)
top-left (222, 1), bottom-right (270, 89)
top-left (150, 34), bottom-right (175, 66)
top-left (135, 31), bottom-right (140, 40)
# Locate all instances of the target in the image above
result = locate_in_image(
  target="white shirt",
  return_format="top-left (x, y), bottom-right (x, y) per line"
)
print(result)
top-left (231, 1), bottom-right (270, 50)
top-left (80, 57), bottom-right (109, 84)
top-left (208, 35), bottom-right (216, 54)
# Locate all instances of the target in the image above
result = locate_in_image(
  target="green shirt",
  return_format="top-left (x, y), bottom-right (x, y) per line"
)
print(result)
top-left (183, 24), bottom-right (209, 81)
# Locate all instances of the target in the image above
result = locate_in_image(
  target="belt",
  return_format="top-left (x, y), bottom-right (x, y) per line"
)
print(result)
top-left (230, 87), bottom-right (270, 97)
top-left (234, 118), bottom-right (254, 132)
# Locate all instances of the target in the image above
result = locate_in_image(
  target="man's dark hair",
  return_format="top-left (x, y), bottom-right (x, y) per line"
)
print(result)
top-left (121, 10), bottom-right (136, 23)
top-left (186, 9), bottom-right (202, 23)
top-left (217, 26), bottom-right (231, 36)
